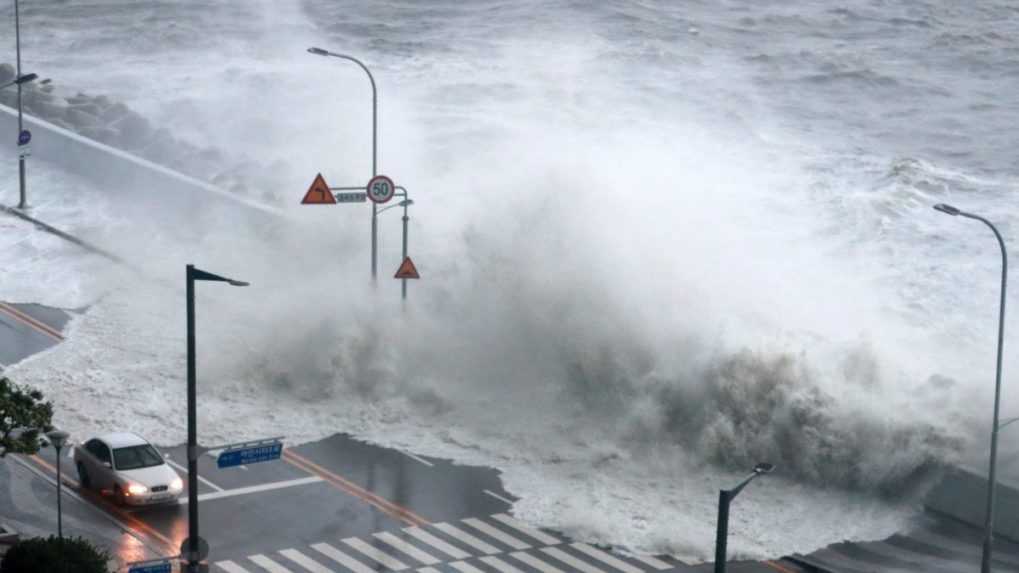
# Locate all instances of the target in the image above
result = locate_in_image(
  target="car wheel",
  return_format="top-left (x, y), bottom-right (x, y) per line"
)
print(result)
top-left (76, 463), bottom-right (91, 489)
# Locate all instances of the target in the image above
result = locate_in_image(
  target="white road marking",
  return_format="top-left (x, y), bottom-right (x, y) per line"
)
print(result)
top-left (280, 548), bottom-right (333, 573)
top-left (484, 490), bottom-right (515, 505)
top-left (216, 560), bottom-right (253, 573)
top-left (375, 531), bottom-right (440, 564)
top-left (541, 547), bottom-right (606, 573)
top-left (630, 554), bottom-right (672, 570)
top-left (418, 568), bottom-right (442, 573)
top-left (511, 551), bottom-right (566, 573)
top-left (249, 554), bottom-right (294, 572)
top-left (463, 517), bottom-right (530, 550)
top-left (178, 476), bottom-right (322, 504)
top-left (403, 526), bottom-right (471, 560)
top-left (492, 513), bottom-right (560, 545)
top-left (480, 556), bottom-right (526, 573)
top-left (433, 522), bottom-right (500, 555)
top-left (165, 457), bottom-right (224, 492)
top-left (450, 562), bottom-right (486, 573)
top-left (570, 544), bottom-right (644, 573)
top-left (312, 543), bottom-right (376, 573)
top-left (343, 537), bottom-right (409, 570)
top-left (402, 452), bottom-right (434, 467)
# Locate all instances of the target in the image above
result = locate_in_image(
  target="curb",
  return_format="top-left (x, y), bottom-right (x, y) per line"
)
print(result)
top-left (0, 204), bottom-right (127, 265)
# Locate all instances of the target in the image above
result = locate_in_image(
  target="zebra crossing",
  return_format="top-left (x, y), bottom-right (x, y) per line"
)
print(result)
top-left (214, 513), bottom-right (676, 573)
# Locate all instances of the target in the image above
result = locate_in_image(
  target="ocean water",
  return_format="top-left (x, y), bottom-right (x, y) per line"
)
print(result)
top-left (3, 0), bottom-right (1019, 563)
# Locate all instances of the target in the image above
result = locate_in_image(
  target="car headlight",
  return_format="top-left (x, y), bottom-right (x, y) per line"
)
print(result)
top-left (127, 483), bottom-right (148, 495)
top-left (170, 477), bottom-right (183, 491)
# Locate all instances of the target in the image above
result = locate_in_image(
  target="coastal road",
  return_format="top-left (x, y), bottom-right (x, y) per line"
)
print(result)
top-left (6, 300), bottom-right (1019, 573)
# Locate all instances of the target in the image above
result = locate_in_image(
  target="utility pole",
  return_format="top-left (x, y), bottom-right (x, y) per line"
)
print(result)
top-left (15, 0), bottom-right (28, 209)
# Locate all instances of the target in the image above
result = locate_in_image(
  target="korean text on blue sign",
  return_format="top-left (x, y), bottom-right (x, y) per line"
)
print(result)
top-left (128, 561), bottom-right (171, 573)
top-left (217, 441), bottom-right (283, 468)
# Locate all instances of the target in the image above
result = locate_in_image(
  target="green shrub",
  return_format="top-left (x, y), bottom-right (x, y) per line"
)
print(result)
top-left (1, 535), bottom-right (111, 573)
top-left (0, 376), bottom-right (54, 457)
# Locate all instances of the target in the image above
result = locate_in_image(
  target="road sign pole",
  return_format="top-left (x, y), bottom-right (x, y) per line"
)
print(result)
top-left (372, 202), bottom-right (378, 283)
top-left (15, 0), bottom-right (27, 210)
top-left (401, 201), bottom-right (409, 301)
top-left (185, 265), bottom-right (199, 573)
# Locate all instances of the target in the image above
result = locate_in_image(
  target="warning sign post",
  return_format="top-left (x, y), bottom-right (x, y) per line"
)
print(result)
top-left (394, 257), bottom-right (420, 280)
top-left (300, 172), bottom-right (419, 301)
top-left (300, 173), bottom-right (336, 204)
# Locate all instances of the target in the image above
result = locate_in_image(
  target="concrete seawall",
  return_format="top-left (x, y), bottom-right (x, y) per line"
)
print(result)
top-left (0, 103), bottom-right (284, 227)
top-left (924, 465), bottom-right (1019, 542)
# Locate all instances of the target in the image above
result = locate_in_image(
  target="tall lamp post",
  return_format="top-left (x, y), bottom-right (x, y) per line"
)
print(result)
top-left (185, 264), bottom-right (248, 573)
top-left (45, 429), bottom-right (70, 540)
top-left (933, 202), bottom-right (1007, 573)
top-left (307, 47), bottom-right (381, 283)
top-left (13, 0), bottom-right (28, 209)
top-left (714, 462), bottom-right (774, 573)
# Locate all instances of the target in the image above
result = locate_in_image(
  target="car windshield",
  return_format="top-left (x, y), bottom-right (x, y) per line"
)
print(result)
top-left (113, 445), bottom-right (163, 470)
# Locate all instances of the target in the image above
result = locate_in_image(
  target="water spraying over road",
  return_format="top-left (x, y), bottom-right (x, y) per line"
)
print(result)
top-left (3, 0), bottom-right (1019, 563)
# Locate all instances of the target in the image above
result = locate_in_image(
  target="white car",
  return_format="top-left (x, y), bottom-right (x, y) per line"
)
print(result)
top-left (73, 432), bottom-right (183, 506)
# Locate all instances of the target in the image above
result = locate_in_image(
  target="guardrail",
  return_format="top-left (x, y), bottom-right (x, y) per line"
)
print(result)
top-left (0, 103), bottom-right (283, 225)
top-left (924, 465), bottom-right (1019, 542)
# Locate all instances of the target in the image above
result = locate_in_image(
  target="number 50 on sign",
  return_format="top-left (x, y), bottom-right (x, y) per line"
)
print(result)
top-left (367, 175), bottom-right (395, 204)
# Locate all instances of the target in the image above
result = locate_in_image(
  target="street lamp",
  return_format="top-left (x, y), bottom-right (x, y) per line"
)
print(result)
top-left (184, 264), bottom-right (248, 573)
top-left (0, 72), bottom-right (36, 91)
top-left (45, 429), bottom-right (70, 540)
top-left (933, 202), bottom-right (1007, 573)
top-left (714, 462), bottom-right (774, 573)
top-left (13, 0), bottom-right (29, 209)
top-left (307, 46), bottom-right (381, 283)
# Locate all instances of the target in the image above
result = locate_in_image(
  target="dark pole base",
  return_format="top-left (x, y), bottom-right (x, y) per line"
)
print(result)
top-left (18, 158), bottom-right (27, 209)
top-left (715, 490), bottom-right (731, 573)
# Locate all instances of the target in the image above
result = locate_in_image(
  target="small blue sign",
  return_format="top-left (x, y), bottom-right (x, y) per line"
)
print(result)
top-left (217, 441), bottom-right (283, 468)
top-left (128, 561), bottom-right (171, 573)
top-left (17, 130), bottom-right (30, 146)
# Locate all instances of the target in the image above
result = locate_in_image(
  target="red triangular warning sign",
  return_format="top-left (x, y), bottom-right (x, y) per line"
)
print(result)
top-left (395, 257), bottom-right (420, 279)
top-left (301, 173), bottom-right (336, 204)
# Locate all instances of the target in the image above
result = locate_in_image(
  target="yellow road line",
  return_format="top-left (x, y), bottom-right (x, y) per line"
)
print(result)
top-left (765, 560), bottom-right (800, 573)
top-left (0, 302), bottom-right (64, 341)
top-left (283, 449), bottom-right (429, 527)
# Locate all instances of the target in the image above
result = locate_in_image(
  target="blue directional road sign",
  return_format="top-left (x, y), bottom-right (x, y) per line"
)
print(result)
top-left (17, 130), bottom-right (30, 146)
top-left (217, 441), bottom-right (283, 468)
top-left (128, 560), bottom-right (171, 573)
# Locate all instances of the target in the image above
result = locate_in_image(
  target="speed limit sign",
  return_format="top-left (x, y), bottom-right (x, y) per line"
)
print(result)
top-left (366, 175), bottom-right (396, 204)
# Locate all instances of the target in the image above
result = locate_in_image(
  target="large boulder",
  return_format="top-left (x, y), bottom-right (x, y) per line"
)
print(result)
top-left (68, 101), bottom-right (101, 117)
top-left (110, 111), bottom-right (153, 147)
top-left (65, 107), bottom-right (100, 129)
top-left (64, 92), bottom-right (92, 106)
top-left (78, 125), bottom-right (120, 145)
top-left (99, 101), bottom-right (129, 123)
top-left (24, 98), bottom-right (65, 121)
